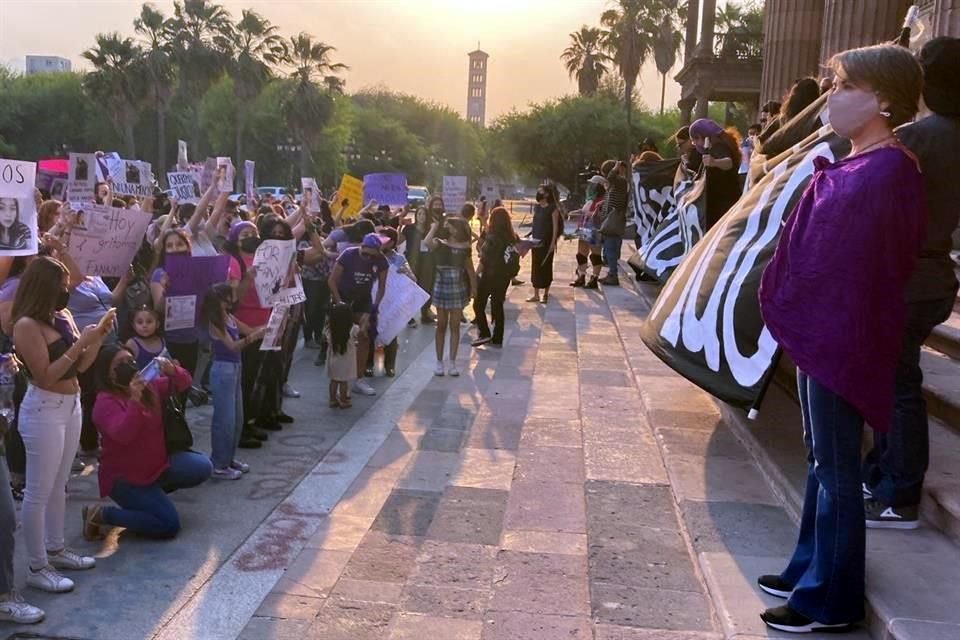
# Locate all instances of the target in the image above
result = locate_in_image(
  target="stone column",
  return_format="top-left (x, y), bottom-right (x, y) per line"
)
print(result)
top-left (694, 95), bottom-right (710, 120)
top-left (700, 0), bottom-right (718, 56)
top-left (685, 0), bottom-right (701, 61)
top-left (928, 0), bottom-right (960, 37)
top-left (759, 0), bottom-right (825, 105)
top-left (679, 98), bottom-right (696, 125)
top-left (819, 0), bottom-right (912, 65)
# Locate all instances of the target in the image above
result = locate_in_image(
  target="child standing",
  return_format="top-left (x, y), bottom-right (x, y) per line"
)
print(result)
top-left (201, 283), bottom-right (265, 480)
top-left (325, 303), bottom-right (359, 409)
top-left (125, 307), bottom-right (168, 369)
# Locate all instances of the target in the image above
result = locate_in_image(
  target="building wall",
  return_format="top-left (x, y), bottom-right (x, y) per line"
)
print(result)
top-left (25, 56), bottom-right (71, 75)
top-left (818, 0), bottom-right (912, 64)
top-left (760, 0), bottom-right (826, 105)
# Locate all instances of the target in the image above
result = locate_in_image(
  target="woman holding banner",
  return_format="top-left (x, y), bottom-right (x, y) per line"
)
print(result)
top-left (150, 230), bottom-right (199, 378)
top-left (756, 44), bottom-right (925, 634)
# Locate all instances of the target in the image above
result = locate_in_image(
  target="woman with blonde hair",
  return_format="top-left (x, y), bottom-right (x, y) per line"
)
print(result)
top-left (756, 44), bottom-right (926, 633)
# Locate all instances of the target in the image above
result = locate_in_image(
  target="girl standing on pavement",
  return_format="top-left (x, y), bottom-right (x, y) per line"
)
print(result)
top-left (325, 303), bottom-right (358, 409)
top-left (425, 217), bottom-right (476, 376)
top-left (528, 183), bottom-right (562, 304)
top-left (570, 177), bottom-right (606, 290)
top-left (473, 207), bottom-right (518, 348)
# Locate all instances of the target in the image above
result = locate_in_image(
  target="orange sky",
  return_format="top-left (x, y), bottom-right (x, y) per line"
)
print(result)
top-left (0, 0), bottom-right (683, 121)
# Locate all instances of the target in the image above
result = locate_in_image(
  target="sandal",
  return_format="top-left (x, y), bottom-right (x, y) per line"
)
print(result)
top-left (338, 397), bottom-right (353, 408)
top-left (82, 504), bottom-right (106, 541)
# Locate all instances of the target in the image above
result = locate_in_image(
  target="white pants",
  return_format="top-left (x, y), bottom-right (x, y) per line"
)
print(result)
top-left (18, 385), bottom-right (81, 569)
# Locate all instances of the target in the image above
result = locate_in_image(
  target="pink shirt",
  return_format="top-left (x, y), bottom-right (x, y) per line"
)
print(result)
top-left (228, 255), bottom-right (271, 328)
top-left (92, 366), bottom-right (192, 497)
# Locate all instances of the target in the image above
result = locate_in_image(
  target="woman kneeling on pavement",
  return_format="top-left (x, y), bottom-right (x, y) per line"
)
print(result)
top-left (83, 345), bottom-right (212, 540)
top-left (756, 44), bottom-right (926, 634)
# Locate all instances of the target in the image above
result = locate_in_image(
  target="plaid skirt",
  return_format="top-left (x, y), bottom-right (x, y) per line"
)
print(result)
top-left (433, 266), bottom-right (468, 309)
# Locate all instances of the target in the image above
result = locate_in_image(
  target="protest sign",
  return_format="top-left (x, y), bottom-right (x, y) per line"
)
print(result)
top-left (300, 177), bottom-right (321, 212)
top-left (164, 295), bottom-right (197, 332)
top-left (252, 239), bottom-right (305, 307)
top-left (216, 157), bottom-right (235, 194)
top-left (260, 305), bottom-right (290, 351)
top-left (67, 204), bottom-right (151, 276)
top-left (50, 178), bottom-right (67, 202)
top-left (244, 160), bottom-right (255, 203)
top-left (167, 171), bottom-right (201, 203)
top-left (442, 175), bottom-right (467, 213)
top-left (68, 153), bottom-right (96, 203)
top-left (177, 140), bottom-right (189, 169)
top-left (201, 157), bottom-right (217, 192)
top-left (0, 159), bottom-right (38, 256)
top-left (163, 254), bottom-right (231, 331)
top-left (479, 177), bottom-right (501, 202)
top-left (336, 174), bottom-right (363, 220)
top-left (363, 173), bottom-right (407, 206)
top-left (103, 155), bottom-right (153, 197)
top-left (371, 264), bottom-right (429, 345)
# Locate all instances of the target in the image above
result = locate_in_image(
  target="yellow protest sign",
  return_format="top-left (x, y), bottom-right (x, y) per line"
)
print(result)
top-left (336, 174), bottom-right (363, 220)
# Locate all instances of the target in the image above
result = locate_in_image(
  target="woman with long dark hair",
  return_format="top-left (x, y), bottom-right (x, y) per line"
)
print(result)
top-left (12, 258), bottom-right (114, 593)
top-left (472, 207), bottom-right (518, 347)
top-left (150, 229), bottom-right (198, 377)
top-left (425, 217), bottom-right (476, 376)
top-left (258, 216), bottom-right (301, 406)
top-left (528, 183), bottom-right (562, 303)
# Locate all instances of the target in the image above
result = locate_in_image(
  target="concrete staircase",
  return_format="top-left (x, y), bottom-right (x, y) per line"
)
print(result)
top-left (629, 272), bottom-right (960, 640)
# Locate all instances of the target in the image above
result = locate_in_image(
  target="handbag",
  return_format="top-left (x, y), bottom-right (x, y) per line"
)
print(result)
top-left (163, 393), bottom-right (193, 454)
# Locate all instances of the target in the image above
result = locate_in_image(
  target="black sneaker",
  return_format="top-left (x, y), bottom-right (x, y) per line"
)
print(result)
top-left (584, 277), bottom-right (599, 289)
top-left (761, 605), bottom-right (855, 633)
top-left (252, 428), bottom-right (269, 442)
top-left (385, 368), bottom-right (396, 378)
top-left (600, 275), bottom-right (620, 286)
top-left (757, 574), bottom-right (792, 599)
top-left (259, 422), bottom-right (282, 432)
top-left (865, 498), bottom-right (919, 530)
top-left (862, 482), bottom-right (873, 500)
top-left (276, 412), bottom-right (295, 424)
top-left (570, 274), bottom-right (586, 287)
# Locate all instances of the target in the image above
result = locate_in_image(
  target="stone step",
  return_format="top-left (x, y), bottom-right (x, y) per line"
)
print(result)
top-left (921, 347), bottom-right (960, 435)
top-left (718, 382), bottom-right (960, 640)
top-left (926, 313), bottom-right (960, 361)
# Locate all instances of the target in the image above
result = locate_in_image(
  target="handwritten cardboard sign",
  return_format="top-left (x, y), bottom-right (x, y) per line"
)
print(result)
top-left (442, 175), bottom-right (467, 213)
top-left (103, 155), bottom-right (153, 197)
top-left (67, 204), bottom-right (151, 276)
top-left (177, 140), bottom-right (189, 169)
top-left (68, 153), bottom-right (97, 204)
top-left (371, 264), bottom-right (428, 345)
top-left (252, 239), bottom-right (305, 307)
top-left (0, 158), bottom-right (38, 256)
top-left (260, 305), bottom-right (290, 351)
top-left (301, 177), bottom-right (321, 212)
top-left (244, 160), bottom-right (255, 203)
top-left (337, 174), bottom-right (363, 220)
top-left (363, 173), bottom-right (407, 206)
top-left (216, 157), bottom-right (235, 194)
top-left (167, 171), bottom-right (201, 203)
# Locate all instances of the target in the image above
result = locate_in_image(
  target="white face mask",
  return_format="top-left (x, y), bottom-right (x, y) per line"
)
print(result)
top-left (827, 88), bottom-right (883, 139)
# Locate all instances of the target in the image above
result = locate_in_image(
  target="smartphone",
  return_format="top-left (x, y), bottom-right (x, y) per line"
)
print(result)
top-left (139, 359), bottom-right (161, 383)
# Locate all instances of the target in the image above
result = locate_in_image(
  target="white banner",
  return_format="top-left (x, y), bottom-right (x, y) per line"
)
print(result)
top-left (0, 159), bottom-right (38, 256)
top-left (167, 171), bottom-right (201, 203)
top-left (67, 153), bottom-right (96, 204)
top-left (252, 239), bottom-right (305, 307)
top-left (67, 204), bottom-right (152, 277)
top-left (372, 264), bottom-right (428, 345)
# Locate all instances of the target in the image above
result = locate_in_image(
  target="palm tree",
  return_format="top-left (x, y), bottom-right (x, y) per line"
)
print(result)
top-left (230, 10), bottom-right (287, 177)
top-left (166, 0), bottom-right (234, 156)
top-left (135, 3), bottom-right (175, 178)
top-left (652, 2), bottom-right (684, 115)
top-left (561, 27), bottom-right (609, 96)
top-left (82, 33), bottom-right (144, 158)
top-left (601, 0), bottom-right (657, 159)
top-left (282, 33), bottom-right (348, 176)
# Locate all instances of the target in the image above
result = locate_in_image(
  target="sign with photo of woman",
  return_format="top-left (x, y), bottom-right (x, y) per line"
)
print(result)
top-left (0, 158), bottom-right (38, 256)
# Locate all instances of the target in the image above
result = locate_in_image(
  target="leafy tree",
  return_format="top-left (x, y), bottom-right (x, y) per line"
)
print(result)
top-left (561, 27), bottom-right (609, 97)
top-left (282, 33), bottom-right (348, 177)
top-left (230, 10), bottom-right (287, 176)
top-left (166, 0), bottom-right (234, 156)
top-left (652, 2), bottom-right (684, 114)
top-left (134, 2), bottom-right (175, 176)
top-left (715, 0), bottom-right (764, 59)
top-left (82, 33), bottom-right (144, 157)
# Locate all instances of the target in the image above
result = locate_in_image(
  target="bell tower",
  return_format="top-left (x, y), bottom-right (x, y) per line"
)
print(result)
top-left (467, 46), bottom-right (489, 127)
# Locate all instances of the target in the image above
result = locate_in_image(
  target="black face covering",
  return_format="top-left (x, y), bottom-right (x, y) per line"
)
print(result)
top-left (239, 237), bottom-right (260, 253)
top-left (113, 361), bottom-right (139, 387)
top-left (55, 289), bottom-right (70, 311)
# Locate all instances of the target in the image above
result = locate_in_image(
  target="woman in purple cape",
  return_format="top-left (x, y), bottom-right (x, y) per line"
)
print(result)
top-left (756, 45), bottom-right (927, 633)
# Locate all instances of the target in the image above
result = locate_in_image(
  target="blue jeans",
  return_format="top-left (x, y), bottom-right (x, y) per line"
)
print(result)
top-left (209, 361), bottom-right (243, 469)
top-left (780, 371), bottom-right (865, 625)
top-left (862, 296), bottom-right (954, 507)
top-left (102, 451), bottom-right (211, 538)
top-left (602, 235), bottom-right (622, 277)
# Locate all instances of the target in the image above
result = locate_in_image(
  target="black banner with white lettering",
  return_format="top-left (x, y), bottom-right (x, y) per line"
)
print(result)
top-left (634, 168), bottom-right (707, 282)
top-left (631, 159), bottom-right (681, 246)
top-left (639, 112), bottom-right (851, 408)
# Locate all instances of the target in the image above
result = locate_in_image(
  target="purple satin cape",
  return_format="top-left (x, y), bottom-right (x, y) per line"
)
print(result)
top-left (759, 146), bottom-right (927, 432)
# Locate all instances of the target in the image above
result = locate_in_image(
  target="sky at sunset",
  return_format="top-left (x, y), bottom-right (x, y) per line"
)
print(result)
top-left (0, 0), bottom-right (683, 121)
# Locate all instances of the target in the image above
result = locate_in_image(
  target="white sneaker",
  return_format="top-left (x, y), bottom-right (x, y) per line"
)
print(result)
top-left (434, 362), bottom-right (446, 376)
top-left (283, 383), bottom-right (301, 398)
top-left (0, 592), bottom-right (45, 623)
top-left (447, 363), bottom-right (460, 377)
top-left (212, 467), bottom-right (243, 480)
top-left (230, 459), bottom-right (250, 474)
top-left (352, 380), bottom-right (376, 396)
top-left (26, 565), bottom-right (74, 593)
top-left (47, 549), bottom-right (95, 571)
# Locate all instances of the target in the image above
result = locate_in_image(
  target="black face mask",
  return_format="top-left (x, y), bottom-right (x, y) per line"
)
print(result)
top-left (113, 361), bottom-right (138, 387)
top-left (55, 289), bottom-right (70, 311)
top-left (239, 237), bottom-right (260, 253)
top-left (536, 192), bottom-right (545, 202)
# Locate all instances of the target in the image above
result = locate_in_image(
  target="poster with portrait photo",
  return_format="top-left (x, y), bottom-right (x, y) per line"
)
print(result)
top-left (0, 159), bottom-right (38, 256)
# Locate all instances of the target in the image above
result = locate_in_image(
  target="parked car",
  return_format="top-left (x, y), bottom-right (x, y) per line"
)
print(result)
top-left (257, 186), bottom-right (289, 199)
top-left (407, 185), bottom-right (430, 207)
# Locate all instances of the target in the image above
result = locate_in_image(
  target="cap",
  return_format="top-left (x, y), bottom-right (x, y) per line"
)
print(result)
top-left (918, 37), bottom-right (960, 116)
top-left (361, 233), bottom-right (384, 249)
top-left (588, 175), bottom-right (606, 185)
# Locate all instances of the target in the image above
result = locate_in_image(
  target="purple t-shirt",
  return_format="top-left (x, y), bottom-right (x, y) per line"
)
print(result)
top-left (335, 247), bottom-right (387, 301)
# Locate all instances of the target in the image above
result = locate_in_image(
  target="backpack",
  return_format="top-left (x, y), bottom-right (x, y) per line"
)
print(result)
top-left (503, 244), bottom-right (521, 279)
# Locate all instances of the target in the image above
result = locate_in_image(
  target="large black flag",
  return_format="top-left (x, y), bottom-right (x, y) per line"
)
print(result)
top-left (631, 158), bottom-right (682, 246)
top-left (639, 108), bottom-right (851, 408)
top-left (634, 168), bottom-right (707, 282)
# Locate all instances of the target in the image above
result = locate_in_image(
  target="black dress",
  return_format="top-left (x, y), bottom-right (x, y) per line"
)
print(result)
top-left (704, 139), bottom-right (742, 230)
top-left (530, 204), bottom-right (557, 289)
